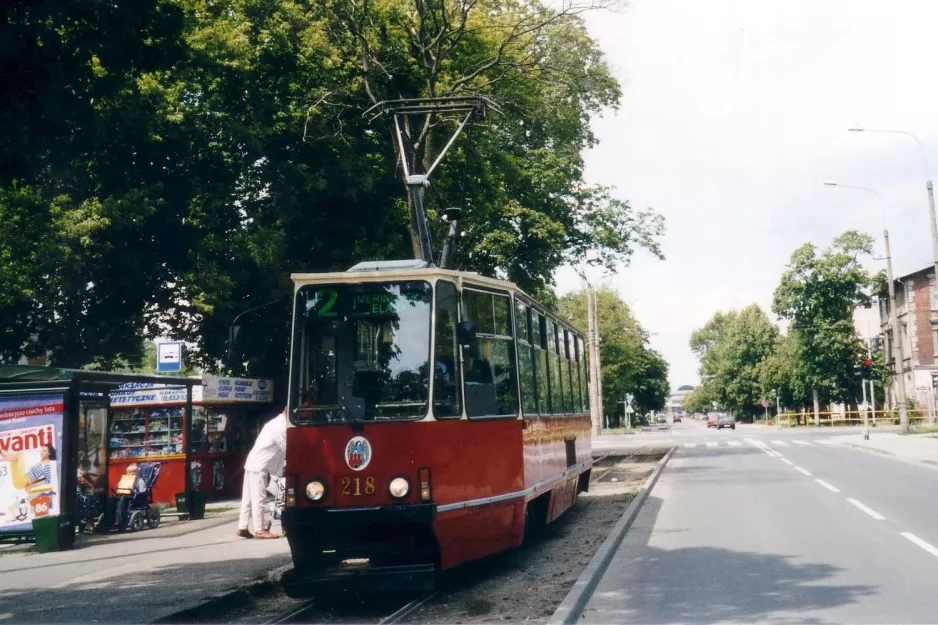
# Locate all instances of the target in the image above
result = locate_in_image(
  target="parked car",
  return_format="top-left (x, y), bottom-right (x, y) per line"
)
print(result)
top-left (716, 414), bottom-right (736, 430)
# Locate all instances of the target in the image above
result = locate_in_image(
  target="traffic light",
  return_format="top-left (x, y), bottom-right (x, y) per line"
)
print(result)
top-left (862, 358), bottom-right (872, 380)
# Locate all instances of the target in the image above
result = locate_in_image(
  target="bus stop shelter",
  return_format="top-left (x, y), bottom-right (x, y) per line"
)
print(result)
top-left (0, 366), bottom-right (200, 549)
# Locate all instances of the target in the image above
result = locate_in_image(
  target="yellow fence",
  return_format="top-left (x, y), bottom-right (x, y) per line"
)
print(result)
top-left (774, 410), bottom-right (930, 428)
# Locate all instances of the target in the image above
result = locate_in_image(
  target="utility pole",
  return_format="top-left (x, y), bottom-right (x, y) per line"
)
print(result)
top-left (884, 229), bottom-right (911, 433)
top-left (586, 282), bottom-right (603, 436)
top-left (927, 180), bottom-right (938, 282)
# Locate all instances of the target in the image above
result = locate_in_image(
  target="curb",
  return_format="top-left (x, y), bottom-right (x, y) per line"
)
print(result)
top-left (153, 564), bottom-right (291, 624)
top-left (547, 445), bottom-right (676, 625)
top-left (152, 579), bottom-right (275, 624)
top-left (843, 442), bottom-right (938, 472)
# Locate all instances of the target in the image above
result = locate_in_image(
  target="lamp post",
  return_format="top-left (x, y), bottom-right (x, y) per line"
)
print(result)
top-left (823, 181), bottom-right (910, 433)
top-left (848, 127), bottom-right (938, 286)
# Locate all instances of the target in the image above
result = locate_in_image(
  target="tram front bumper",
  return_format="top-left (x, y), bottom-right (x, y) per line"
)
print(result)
top-left (281, 504), bottom-right (438, 594)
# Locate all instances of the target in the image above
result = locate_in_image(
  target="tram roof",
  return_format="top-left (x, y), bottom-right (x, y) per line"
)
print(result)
top-left (290, 266), bottom-right (519, 294)
top-left (291, 265), bottom-right (586, 336)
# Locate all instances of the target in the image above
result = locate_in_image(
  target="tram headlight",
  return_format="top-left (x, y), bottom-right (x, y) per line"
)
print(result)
top-left (305, 480), bottom-right (326, 502)
top-left (388, 476), bottom-right (410, 499)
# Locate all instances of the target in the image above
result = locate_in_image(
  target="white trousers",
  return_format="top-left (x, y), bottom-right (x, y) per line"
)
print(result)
top-left (238, 469), bottom-right (268, 533)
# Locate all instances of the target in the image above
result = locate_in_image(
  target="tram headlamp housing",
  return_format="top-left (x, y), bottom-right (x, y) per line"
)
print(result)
top-left (305, 480), bottom-right (326, 502)
top-left (388, 476), bottom-right (410, 499)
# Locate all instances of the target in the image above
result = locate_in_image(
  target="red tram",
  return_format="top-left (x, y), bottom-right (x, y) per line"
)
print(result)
top-left (280, 261), bottom-right (594, 593)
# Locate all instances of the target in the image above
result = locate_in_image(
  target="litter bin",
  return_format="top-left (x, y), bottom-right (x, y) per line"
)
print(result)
top-left (174, 491), bottom-right (207, 520)
top-left (32, 515), bottom-right (75, 553)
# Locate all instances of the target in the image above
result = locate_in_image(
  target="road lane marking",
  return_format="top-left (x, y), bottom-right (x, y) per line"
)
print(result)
top-left (706, 442), bottom-right (718, 448)
top-left (815, 479), bottom-right (840, 493)
top-left (846, 498), bottom-right (885, 520)
top-left (770, 440), bottom-right (788, 446)
top-left (794, 440), bottom-right (811, 446)
top-left (781, 458), bottom-right (794, 465)
top-left (746, 437), bottom-right (778, 457)
top-left (795, 466), bottom-right (813, 476)
top-left (728, 441), bottom-right (741, 447)
top-left (684, 443), bottom-right (697, 448)
top-left (900, 532), bottom-right (938, 559)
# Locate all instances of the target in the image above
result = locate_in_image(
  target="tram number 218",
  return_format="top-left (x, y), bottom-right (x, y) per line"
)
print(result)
top-left (341, 476), bottom-right (376, 496)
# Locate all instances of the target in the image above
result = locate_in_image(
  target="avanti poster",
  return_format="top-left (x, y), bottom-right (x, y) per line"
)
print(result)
top-left (0, 396), bottom-right (65, 533)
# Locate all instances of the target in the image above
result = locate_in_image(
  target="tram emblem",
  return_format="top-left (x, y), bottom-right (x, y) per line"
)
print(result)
top-left (345, 436), bottom-right (372, 471)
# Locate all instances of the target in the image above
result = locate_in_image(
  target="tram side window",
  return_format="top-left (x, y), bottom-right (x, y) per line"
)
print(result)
top-left (463, 290), bottom-right (519, 418)
top-left (547, 320), bottom-right (564, 415)
top-left (434, 281), bottom-right (462, 418)
top-left (516, 300), bottom-right (538, 416)
top-left (573, 335), bottom-right (584, 413)
top-left (563, 330), bottom-right (576, 414)
top-left (578, 337), bottom-right (589, 413)
top-left (533, 312), bottom-right (550, 415)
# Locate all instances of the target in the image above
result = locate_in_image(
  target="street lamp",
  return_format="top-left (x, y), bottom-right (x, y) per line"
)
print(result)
top-left (848, 127), bottom-right (938, 286)
top-left (822, 181), bottom-right (910, 433)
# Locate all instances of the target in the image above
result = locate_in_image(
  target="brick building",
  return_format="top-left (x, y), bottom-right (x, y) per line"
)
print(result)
top-left (878, 265), bottom-right (938, 413)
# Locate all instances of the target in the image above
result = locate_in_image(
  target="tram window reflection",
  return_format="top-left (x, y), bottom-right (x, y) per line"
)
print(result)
top-left (433, 281), bottom-right (462, 418)
top-left (516, 300), bottom-right (538, 417)
top-left (462, 289), bottom-right (519, 418)
top-left (293, 281), bottom-right (432, 423)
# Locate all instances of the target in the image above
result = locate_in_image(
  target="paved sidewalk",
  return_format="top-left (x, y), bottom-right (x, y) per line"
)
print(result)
top-left (0, 510), bottom-right (290, 624)
top-left (830, 432), bottom-right (938, 467)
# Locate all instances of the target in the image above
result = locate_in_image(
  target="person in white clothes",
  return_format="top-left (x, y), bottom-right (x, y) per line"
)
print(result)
top-left (237, 409), bottom-right (286, 539)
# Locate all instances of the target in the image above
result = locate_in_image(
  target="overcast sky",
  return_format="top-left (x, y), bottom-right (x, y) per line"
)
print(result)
top-left (554, 0), bottom-right (938, 389)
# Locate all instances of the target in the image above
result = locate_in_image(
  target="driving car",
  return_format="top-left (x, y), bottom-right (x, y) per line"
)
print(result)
top-left (673, 415), bottom-right (682, 423)
top-left (716, 414), bottom-right (736, 430)
top-left (707, 414), bottom-right (719, 428)
top-left (656, 414), bottom-right (668, 424)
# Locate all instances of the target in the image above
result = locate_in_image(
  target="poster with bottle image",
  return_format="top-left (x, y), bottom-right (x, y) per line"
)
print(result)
top-left (0, 395), bottom-right (64, 533)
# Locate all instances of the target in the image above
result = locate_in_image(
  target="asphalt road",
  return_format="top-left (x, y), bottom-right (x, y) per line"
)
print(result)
top-left (583, 421), bottom-right (938, 624)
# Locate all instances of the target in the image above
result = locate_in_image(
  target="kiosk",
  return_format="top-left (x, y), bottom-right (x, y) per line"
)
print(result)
top-left (0, 367), bottom-right (199, 545)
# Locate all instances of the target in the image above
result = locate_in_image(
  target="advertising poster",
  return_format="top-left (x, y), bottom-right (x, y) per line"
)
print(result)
top-left (0, 396), bottom-right (65, 533)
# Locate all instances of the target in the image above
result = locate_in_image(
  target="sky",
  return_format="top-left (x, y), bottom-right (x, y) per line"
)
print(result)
top-left (554, 0), bottom-right (938, 388)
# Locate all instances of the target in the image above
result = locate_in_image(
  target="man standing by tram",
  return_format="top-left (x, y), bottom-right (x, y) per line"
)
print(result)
top-left (236, 408), bottom-right (286, 539)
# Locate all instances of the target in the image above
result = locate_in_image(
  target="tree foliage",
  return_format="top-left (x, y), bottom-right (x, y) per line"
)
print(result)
top-left (690, 305), bottom-right (778, 419)
top-left (0, 0), bottom-right (665, 378)
top-left (689, 231), bottom-right (887, 418)
top-left (772, 230), bottom-right (877, 407)
top-left (557, 286), bottom-right (669, 422)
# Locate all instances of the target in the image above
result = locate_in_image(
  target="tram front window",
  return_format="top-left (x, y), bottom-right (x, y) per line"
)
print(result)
top-left (293, 281), bottom-right (432, 423)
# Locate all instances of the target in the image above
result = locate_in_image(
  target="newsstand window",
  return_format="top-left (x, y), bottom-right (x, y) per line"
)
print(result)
top-left (109, 407), bottom-right (185, 460)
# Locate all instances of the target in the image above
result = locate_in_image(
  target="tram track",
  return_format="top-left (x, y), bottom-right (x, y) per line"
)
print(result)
top-left (590, 446), bottom-right (655, 485)
top-left (264, 591), bottom-right (436, 625)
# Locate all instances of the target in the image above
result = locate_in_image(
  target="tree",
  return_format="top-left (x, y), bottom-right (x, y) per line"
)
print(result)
top-left (1, 0), bottom-right (665, 383)
top-left (688, 306), bottom-right (779, 420)
top-left (557, 286), bottom-right (669, 423)
top-left (772, 230), bottom-right (876, 409)
top-left (682, 385), bottom-right (713, 415)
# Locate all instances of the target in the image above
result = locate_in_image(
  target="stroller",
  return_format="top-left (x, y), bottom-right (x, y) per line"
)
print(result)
top-left (106, 462), bottom-right (163, 532)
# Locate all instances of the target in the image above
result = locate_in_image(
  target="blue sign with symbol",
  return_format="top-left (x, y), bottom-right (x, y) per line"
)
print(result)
top-left (157, 342), bottom-right (183, 372)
